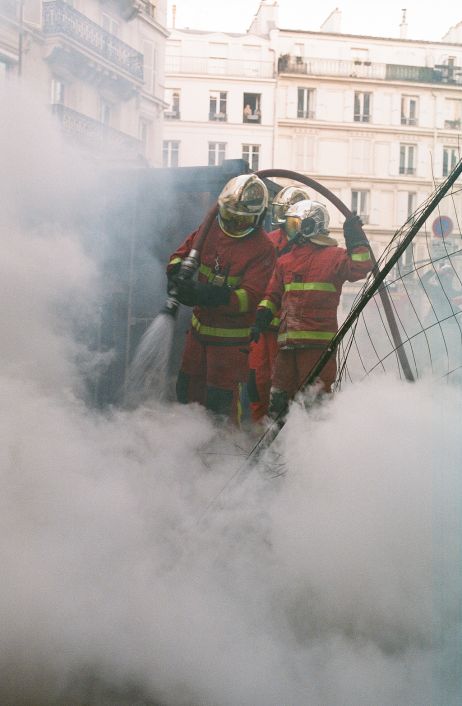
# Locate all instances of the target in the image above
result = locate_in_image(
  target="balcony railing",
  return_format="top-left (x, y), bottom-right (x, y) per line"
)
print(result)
top-left (52, 104), bottom-right (145, 160)
top-left (444, 119), bottom-right (461, 130)
top-left (399, 166), bottom-right (416, 175)
top-left (209, 112), bottom-right (227, 121)
top-left (297, 109), bottom-right (315, 119)
top-left (166, 55), bottom-right (274, 79)
top-left (43, 1), bottom-right (143, 81)
top-left (401, 117), bottom-right (418, 126)
top-left (354, 114), bottom-right (371, 123)
top-left (277, 54), bottom-right (462, 86)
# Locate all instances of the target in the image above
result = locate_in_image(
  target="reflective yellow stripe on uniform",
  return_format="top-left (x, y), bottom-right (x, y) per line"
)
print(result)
top-left (199, 264), bottom-right (241, 287)
top-left (284, 282), bottom-right (337, 292)
top-left (191, 314), bottom-right (250, 339)
top-left (278, 330), bottom-right (335, 344)
top-left (351, 251), bottom-right (372, 262)
top-left (271, 317), bottom-right (281, 327)
top-left (234, 288), bottom-right (249, 313)
top-left (259, 299), bottom-right (277, 314)
top-left (169, 257), bottom-right (183, 266)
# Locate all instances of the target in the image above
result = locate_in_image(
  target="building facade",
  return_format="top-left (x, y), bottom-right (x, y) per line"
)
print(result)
top-left (0, 0), bottom-right (168, 165)
top-left (162, 27), bottom-right (276, 171)
top-left (164, 2), bottom-right (462, 257)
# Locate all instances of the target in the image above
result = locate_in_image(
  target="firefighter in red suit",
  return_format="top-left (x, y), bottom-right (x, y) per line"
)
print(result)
top-left (167, 174), bottom-right (276, 424)
top-left (251, 199), bottom-right (372, 420)
top-left (247, 185), bottom-right (311, 422)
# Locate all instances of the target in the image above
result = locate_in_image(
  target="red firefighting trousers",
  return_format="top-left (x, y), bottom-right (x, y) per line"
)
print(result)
top-left (272, 348), bottom-right (337, 398)
top-left (176, 330), bottom-right (249, 424)
top-left (247, 331), bottom-right (279, 422)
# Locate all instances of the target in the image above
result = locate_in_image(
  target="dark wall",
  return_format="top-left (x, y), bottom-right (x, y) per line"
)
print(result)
top-left (91, 159), bottom-right (262, 405)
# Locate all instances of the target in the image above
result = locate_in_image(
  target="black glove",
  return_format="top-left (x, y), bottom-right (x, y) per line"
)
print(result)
top-left (166, 262), bottom-right (181, 295)
top-left (174, 278), bottom-right (232, 308)
top-left (250, 307), bottom-right (274, 343)
top-left (343, 213), bottom-right (369, 253)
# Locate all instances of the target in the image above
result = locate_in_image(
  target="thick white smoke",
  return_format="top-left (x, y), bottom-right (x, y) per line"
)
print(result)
top-left (1, 84), bottom-right (461, 705)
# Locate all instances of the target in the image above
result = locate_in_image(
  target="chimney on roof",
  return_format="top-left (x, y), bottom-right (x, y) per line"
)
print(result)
top-left (320, 8), bottom-right (342, 34)
top-left (400, 8), bottom-right (408, 39)
top-left (248, 1), bottom-right (279, 37)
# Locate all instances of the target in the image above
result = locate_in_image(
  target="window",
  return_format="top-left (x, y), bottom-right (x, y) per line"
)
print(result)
top-left (354, 91), bottom-right (371, 122)
top-left (243, 93), bottom-right (261, 123)
top-left (162, 140), bottom-right (179, 167)
top-left (51, 78), bottom-right (65, 104)
top-left (297, 88), bottom-right (314, 119)
top-left (208, 142), bottom-right (226, 166)
top-left (444, 99), bottom-right (462, 129)
top-left (242, 144), bottom-right (260, 170)
top-left (443, 147), bottom-right (459, 177)
top-left (407, 192), bottom-right (416, 218)
top-left (209, 91), bottom-right (227, 121)
top-left (351, 190), bottom-right (369, 223)
top-left (101, 13), bottom-right (119, 35)
top-left (139, 119), bottom-right (151, 150)
top-left (143, 40), bottom-right (154, 93)
top-left (165, 89), bottom-right (180, 119)
top-left (399, 144), bottom-right (416, 175)
top-left (401, 95), bottom-right (418, 126)
top-left (100, 100), bottom-right (111, 126)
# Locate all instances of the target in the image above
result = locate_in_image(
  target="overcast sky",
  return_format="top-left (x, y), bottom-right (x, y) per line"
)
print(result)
top-left (167, 0), bottom-right (461, 43)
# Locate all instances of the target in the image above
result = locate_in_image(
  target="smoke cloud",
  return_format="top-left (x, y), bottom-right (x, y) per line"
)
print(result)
top-left (1, 84), bottom-right (461, 705)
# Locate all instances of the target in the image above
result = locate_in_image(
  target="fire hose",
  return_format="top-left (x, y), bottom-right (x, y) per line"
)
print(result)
top-left (256, 168), bottom-right (414, 382)
top-left (159, 168), bottom-right (413, 383)
top-left (162, 202), bottom-right (218, 317)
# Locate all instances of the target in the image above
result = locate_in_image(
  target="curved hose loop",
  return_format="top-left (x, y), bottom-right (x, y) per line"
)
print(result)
top-left (256, 168), bottom-right (415, 382)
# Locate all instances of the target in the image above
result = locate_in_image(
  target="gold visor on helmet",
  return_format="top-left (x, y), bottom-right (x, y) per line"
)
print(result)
top-left (285, 215), bottom-right (303, 242)
top-left (271, 203), bottom-right (286, 225)
top-left (218, 207), bottom-right (257, 238)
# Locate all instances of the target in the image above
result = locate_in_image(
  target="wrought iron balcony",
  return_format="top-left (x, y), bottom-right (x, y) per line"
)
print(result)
top-left (209, 112), bottom-right (227, 121)
top-left (444, 119), bottom-right (461, 130)
top-left (401, 116), bottom-right (418, 126)
top-left (43, 0), bottom-right (143, 81)
top-left (297, 109), bottom-right (315, 119)
top-left (277, 54), bottom-right (462, 86)
top-left (52, 104), bottom-right (145, 161)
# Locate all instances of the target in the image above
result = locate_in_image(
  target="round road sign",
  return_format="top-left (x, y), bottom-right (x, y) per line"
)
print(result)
top-left (432, 215), bottom-right (453, 238)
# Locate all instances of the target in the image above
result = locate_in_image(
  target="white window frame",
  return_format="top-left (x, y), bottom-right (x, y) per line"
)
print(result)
top-left (51, 77), bottom-right (65, 104)
top-left (351, 189), bottom-right (369, 223)
top-left (443, 146), bottom-right (459, 177)
top-left (100, 99), bottom-right (111, 126)
top-left (354, 91), bottom-right (371, 122)
top-left (401, 95), bottom-right (418, 126)
top-left (399, 143), bottom-right (416, 175)
top-left (208, 142), bottom-right (226, 166)
top-left (297, 87), bottom-right (314, 119)
top-left (242, 144), bottom-right (260, 171)
top-left (209, 91), bottom-right (227, 121)
top-left (162, 140), bottom-right (179, 167)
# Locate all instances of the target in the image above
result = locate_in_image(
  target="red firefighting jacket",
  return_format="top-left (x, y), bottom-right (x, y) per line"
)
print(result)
top-left (168, 219), bottom-right (276, 345)
top-left (266, 227), bottom-right (291, 330)
top-left (258, 240), bottom-right (372, 348)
